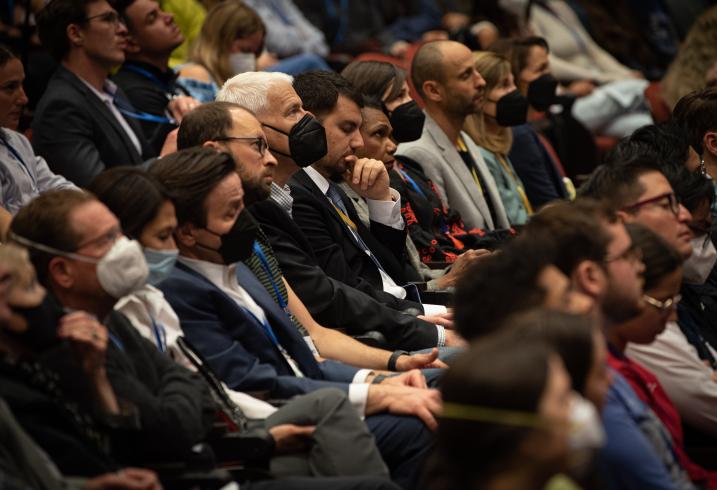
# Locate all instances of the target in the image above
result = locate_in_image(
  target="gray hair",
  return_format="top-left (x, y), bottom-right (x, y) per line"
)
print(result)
top-left (216, 71), bottom-right (294, 114)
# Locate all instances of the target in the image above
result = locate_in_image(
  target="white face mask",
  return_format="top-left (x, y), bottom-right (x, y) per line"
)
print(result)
top-left (569, 395), bottom-right (605, 451)
top-left (228, 52), bottom-right (257, 75)
top-left (683, 235), bottom-right (717, 285)
top-left (11, 234), bottom-right (149, 299)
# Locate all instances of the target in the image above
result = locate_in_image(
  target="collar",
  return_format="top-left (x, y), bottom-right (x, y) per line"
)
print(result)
top-left (78, 76), bottom-right (119, 103)
top-left (304, 166), bottom-right (330, 195)
top-left (270, 181), bottom-right (293, 214)
top-left (178, 256), bottom-right (236, 290)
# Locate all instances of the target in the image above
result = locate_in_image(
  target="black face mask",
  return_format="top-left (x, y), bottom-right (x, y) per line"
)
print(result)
top-left (490, 90), bottom-right (529, 127)
top-left (200, 211), bottom-right (259, 265)
top-left (6, 292), bottom-right (66, 351)
top-left (527, 74), bottom-right (558, 112)
top-left (388, 100), bottom-right (425, 143)
top-left (263, 114), bottom-right (328, 167)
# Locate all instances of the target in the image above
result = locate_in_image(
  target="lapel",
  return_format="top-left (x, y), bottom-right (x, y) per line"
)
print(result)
top-left (294, 169), bottom-right (366, 250)
top-left (423, 114), bottom-right (495, 229)
top-left (56, 66), bottom-right (143, 162)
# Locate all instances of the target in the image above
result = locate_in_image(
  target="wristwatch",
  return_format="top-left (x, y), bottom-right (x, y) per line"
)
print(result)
top-left (387, 350), bottom-right (410, 371)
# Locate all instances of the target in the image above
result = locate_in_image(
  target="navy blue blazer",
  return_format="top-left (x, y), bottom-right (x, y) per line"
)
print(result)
top-left (159, 261), bottom-right (359, 399)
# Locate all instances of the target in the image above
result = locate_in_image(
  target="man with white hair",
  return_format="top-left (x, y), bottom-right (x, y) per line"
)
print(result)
top-left (213, 71), bottom-right (462, 351)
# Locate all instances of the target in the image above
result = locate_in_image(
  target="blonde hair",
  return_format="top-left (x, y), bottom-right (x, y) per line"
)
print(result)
top-left (662, 6), bottom-right (717, 109)
top-left (189, 0), bottom-right (265, 86)
top-left (0, 244), bottom-right (35, 292)
top-left (464, 51), bottom-right (513, 155)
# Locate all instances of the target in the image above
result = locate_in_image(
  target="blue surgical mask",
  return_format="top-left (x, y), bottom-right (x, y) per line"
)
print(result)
top-left (143, 248), bottom-right (179, 285)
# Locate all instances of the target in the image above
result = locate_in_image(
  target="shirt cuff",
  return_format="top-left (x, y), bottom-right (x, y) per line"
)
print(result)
top-left (423, 303), bottom-right (448, 316)
top-left (366, 188), bottom-right (404, 230)
top-left (436, 325), bottom-right (446, 347)
top-left (348, 383), bottom-right (370, 418)
top-left (352, 368), bottom-right (373, 384)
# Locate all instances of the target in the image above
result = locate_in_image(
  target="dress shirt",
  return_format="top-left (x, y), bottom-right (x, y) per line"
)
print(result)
top-left (78, 78), bottom-right (142, 155)
top-left (0, 129), bottom-right (76, 214)
top-left (304, 165), bottom-right (408, 299)
top-left (627, 321), bottom-right (717, 437)
top-left (270, 181), bottom-right (294, 217)
top-left (115, 284), bottom-right (278, 419)
top-left (178, 256), bottom-right (371, 414)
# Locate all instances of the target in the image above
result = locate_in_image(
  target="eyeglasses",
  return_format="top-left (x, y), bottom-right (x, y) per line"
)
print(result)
top-left (605, 243), bottom-right (643, 264)
top-left (74, 227), bottom-right (122, 252)
top-left (215, 136), bottom-right (268, 157)
top-left (643, 293), bottom-right (681, 313)
top-left (621, 192), bottom-right (680, 217)
top-left (85, 10), bottom-right (124, 26)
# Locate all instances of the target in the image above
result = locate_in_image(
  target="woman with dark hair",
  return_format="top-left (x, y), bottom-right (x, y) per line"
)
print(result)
top-left (423, 332), bottom-right (573, 489)
top-left (610, 224), bottom-right (717, 489)
top-left (0, 44), bottom-right (74, 227)
top-left (341, 60), bottom-right (512, 267)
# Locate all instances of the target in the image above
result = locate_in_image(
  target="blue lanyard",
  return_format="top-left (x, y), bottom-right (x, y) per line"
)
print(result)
top-left (252, 242), bottom-right (288, 310)
top-left (113, 95), bottom-right (177, 125)
top-left (122, 63), bottom-right (172, 93)
top-left (150, 316), bottom-right (167, 353)
top-left (108, 331), bottom-right (124, 352)
top-left (267, 0), bottom-right (291, 25)
top-left (0, 135), bottom-right (36, 187)
top-left (396, 166), bottom-right (427, 200)
top-left (240, 305), bottom-right (281, 347)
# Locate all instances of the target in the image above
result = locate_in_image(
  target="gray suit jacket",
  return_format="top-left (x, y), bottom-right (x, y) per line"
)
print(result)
top-left (396, 112), bottom-right (509, 231)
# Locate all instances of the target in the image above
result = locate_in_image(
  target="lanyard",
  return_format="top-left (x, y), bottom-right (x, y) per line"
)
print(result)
top-left (0, 136), bottom-right (36, 187)
top-left (331, 202), bottom-right (358, 231)
top-left (108, 331), bottom-right (124, 352)
top-left (150, 316), bottom-right (167, 353)
top-left (396, 166), bottom-right (427, 200)
top-left (252, 241), bottom-right (287, 310)
top-left (267, 0), bottom-right (291, 25)
top-left (496, 154), bottom-right (533, 214)
top-left (241, 305), bottom-right (281, 347)
top-left (122, 63), bottom-right (173, 93)
top-left (113, 95), bottom-right (177, 125)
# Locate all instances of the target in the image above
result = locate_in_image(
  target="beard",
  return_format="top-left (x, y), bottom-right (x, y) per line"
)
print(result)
top-left (241, 177), bottom-right (272, 206)
top-left (601, 287), bottom-right (643, 325)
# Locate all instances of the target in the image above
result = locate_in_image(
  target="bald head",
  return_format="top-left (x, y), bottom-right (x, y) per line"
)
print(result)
top-left (411, 40), bottom-right (451, 98)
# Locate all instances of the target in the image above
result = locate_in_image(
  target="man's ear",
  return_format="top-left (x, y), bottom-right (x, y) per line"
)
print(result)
top-left (703, 131), bottom-right (717, 158)
top-left (615, 210), bottom-right (632, 224)
top-left (203, 141), bottom-right (223, 151)
top-left (422, 81), bottom-right (443, 103)
top-left (124, 33), bottom-right (141, 55)
top-left (175, 222), bottom-right (197, 249)
top-left (47, 256), bottom-right (75, 291)
top-left (66, 23), bottom-right (84, 48)
top-left (572, 260), bottom-right (605, 299)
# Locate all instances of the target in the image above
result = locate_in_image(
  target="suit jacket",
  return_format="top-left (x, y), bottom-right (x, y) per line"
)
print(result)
top-left (249, 200), bottom-right (438, 350)
top-left (32, 65), bottom-right (153, 186)
top-left (159, 261), bottom-right (359, 399)
top-left (289, 169), bottom-right (420, 294)
top-left (396, 112), bottom-right (509, 231)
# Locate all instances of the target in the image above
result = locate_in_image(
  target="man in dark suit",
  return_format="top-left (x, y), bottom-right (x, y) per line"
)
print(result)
top-left (32, 0), bottom-right (158, 186)
top-left (152, 148), bottom-right (441, 489)
top-left (213, 71), bottom-right (463, 349)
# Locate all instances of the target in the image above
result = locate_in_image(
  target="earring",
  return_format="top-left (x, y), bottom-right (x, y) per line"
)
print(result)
top-left (700, 157), bottom-right (707, 176)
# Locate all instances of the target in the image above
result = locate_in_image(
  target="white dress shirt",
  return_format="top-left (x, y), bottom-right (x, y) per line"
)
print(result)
top-left (178, 256), bottom-right (372, 414)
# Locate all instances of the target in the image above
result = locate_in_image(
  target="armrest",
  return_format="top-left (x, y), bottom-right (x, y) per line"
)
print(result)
top-left (208, 431), bottom-right (274, 467)
top-left (156, 468), bottom-right (234, 490)
top-left (351, 330), bottom-right (389, 349)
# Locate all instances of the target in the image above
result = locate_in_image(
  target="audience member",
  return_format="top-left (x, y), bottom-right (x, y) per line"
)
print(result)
top-left (0, 45), bottom-right (75, 224)
top-left (213, 73), bottom-right (456, 350)
top-left (438, 0), bottom-right (524, 50)
top-left (661, 6), bottom-right (717, 110)
top-left (424, 331), bottom-right (573, 490)
top-left (397, 40), bottom-right (510, 230)
top-left (341, 60), bottom-right (513, 262)
top-left (489, 37), bottom-right (569, 207)
top-left (88, 166), bottom-right (403, 483)
top-left (0, 244), bottom-right (163, 489)
top-left (464, 51), bottom-right (532, 225)
top-left (177, 102), bottom-right (451, 361)
top-left (610, 224), bottom-right (717, 489)
top-left (33, 0), bottom-right (156, 186)
top-left (176, 0), bottom-right (264, 102)
top-left (152, 147), bottom-right (441, 489)
top-left (113, 0), bottom-right (200, 153)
